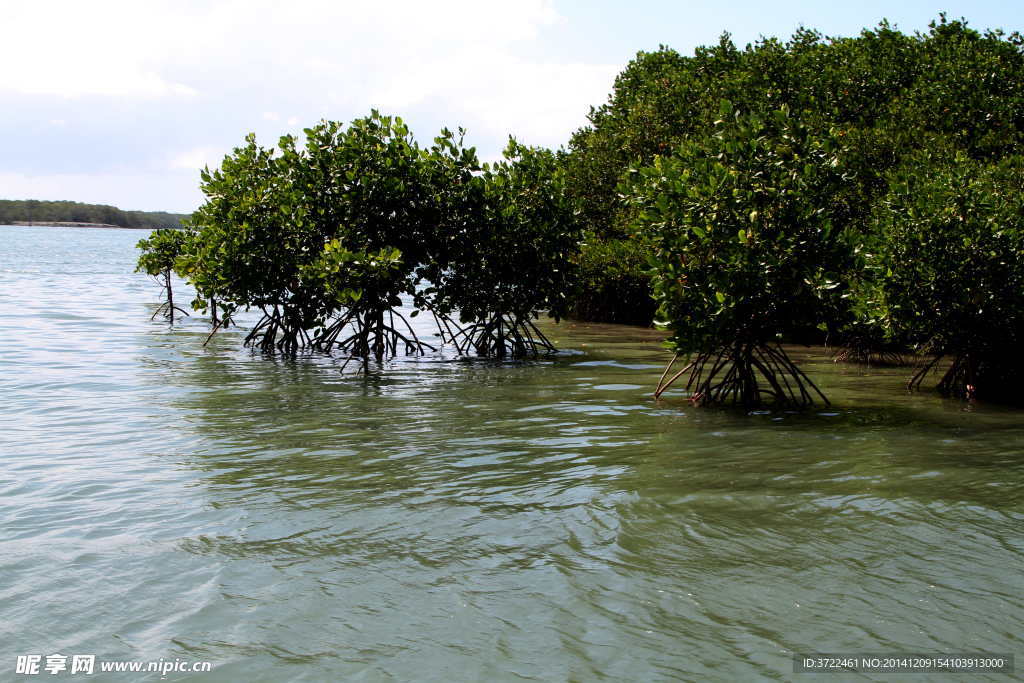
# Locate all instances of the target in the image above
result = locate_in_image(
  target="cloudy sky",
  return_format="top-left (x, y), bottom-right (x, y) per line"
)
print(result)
top-left (2, 0), bottom-right (1022, 213)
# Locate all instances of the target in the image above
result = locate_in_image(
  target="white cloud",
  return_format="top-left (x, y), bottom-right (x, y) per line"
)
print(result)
top-left (0, 1), bottom-right (199, 98)
top-left (0, 0), bottom-right (566, 99)
top-left (370, 45), bottom-right (619, 147)
top-left (6, 0), bottom-right (1022, 216)
top-left (0, 0), bottom-right (621, 210)
top-left (170, 146), bottom-right (226, 172)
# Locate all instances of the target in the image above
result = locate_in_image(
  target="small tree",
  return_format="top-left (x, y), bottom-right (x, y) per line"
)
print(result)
top-left (180, 112), bottom-right (476, 360)
top-left (875, 153), bottom-right (1024, 400)
top-left (627, 102), bottom-right (859, 405)
top-left (136, 228), bottom-right (190, 323)
top-left (432, 139), bottom-right (581, 357)
top-left (179, 115), bottom-right (580, 362)
top-left (295, 116), bottom-right (477, 363)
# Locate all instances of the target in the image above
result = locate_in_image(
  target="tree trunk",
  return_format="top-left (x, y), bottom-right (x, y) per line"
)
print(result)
top-left (166, 268), bottom-right (174, 324)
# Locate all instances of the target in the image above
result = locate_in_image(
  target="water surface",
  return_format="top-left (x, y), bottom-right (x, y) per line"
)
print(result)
top-left (2, 227), bottom-right (1022, 681)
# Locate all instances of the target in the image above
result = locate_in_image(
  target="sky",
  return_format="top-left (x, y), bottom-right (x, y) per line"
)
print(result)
top-left (2, 0), bottom-right (1023, 214)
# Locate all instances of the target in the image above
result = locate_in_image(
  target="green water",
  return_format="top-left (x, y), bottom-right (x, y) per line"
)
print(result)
top-left (2, 227), bottom-right (1021, 681)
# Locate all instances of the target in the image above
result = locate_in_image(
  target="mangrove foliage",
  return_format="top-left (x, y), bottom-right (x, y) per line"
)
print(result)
top-left (169, 112), bottom-right (580, 365)
top-left (135, 14), bottom-right (1024, 405)
top-left (565, 14), bottom-right (1024, 403)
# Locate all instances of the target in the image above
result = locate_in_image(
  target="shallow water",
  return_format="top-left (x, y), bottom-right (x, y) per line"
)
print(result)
top-left (2, 227), bottom-right (1022, 681)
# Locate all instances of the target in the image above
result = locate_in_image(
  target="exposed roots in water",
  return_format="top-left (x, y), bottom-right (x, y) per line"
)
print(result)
top-left (830, 328), bottom-right (906, 366)
top-left (831, 345), bottom-right (905, 365)
top-left (654, 341), bottom-right (829, 407)
top-left (314, 304), bottom-right (436, 371)
top-left (244, 304), bottom-right (436, 363)
top-left (240, 299), bottom-right (437, 368)
top-left (441, 313), bottom-right (555, 358)
top-left (150, 270), bottom-right (189, 323)
top-left (240, 303), bottom-right (557, 367)
top-left (150, 301), bottom-right (191, 322)
top-left (935, 351), bottom-right (979, 399)
top-left (244, 305), bottom-right (316, 354)
top-left (907, 345), bottom-right (1021, 402)
top-left (200, 300), bottom-right (235, 347)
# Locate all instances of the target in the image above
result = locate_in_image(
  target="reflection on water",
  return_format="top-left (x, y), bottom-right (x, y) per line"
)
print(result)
top-left (1, 227), bottom-right (1022, 682)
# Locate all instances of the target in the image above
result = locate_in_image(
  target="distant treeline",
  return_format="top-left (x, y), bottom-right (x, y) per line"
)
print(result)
top-left (0, 200), bottom-right (188, 230)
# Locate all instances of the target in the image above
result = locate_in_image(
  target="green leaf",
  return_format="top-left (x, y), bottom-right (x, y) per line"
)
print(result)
top-left (656, 193), bottom-right (669, 214)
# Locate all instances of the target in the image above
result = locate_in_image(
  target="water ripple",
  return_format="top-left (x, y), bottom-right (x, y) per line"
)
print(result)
top-left (2, 227), bottom-right (1023, 682)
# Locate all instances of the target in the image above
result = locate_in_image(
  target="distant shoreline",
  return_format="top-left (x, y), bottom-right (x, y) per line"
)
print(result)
top-left (2, 221), bottom-right (150, 229)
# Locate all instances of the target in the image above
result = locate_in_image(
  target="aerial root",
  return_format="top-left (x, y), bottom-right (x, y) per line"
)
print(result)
top-left (150, 301), bottom-right (190, 322)
top-left (907, 350), bottom-right (945, 391)
top-left (239, 303), bottom-right (557, 365)
top-left (203, 320), bottom-right (223, 346)
top-left (312, 304), bottom-right (436, 369)
top-left (442, 313), bottom-right (555, 358)
top-left (829, 328), bottom-right (906, 366)
top-left (654, 341), bottom-right (828, 407)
